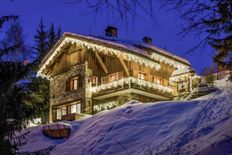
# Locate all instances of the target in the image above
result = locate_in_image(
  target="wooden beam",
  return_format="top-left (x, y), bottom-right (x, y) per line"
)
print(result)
top-left (118, 56), bottom-right (130, 76)
top-left (95, 51), bottom-right (108, 74)
top-left (68, 45), bottom-right (82, 54)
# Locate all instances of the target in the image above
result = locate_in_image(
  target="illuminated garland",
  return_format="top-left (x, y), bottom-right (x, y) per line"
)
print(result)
top-left (93, 101), bottom-right (117, 112)
top-left (151, 53), bottom-right (188, 69)
top-left (169, 74), bottom-right (189, 82)
top-left (38, 37), bottom-right (161, 77)
top-left (91, 77), bottom-right (174, 94)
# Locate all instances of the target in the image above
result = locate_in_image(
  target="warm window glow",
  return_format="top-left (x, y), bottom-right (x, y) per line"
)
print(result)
top-left (67, 77), bottom-right (79, 91)
top-left (76, 104), bottom-right (81, 114)
top-left (57, 109), bottom-right (61, 120)
top-left (92, 76), bottom-right (98, 86)
top-left (71, 104), bottom-right (77, 113)
top-left (73, 78), bottom-right (78, 90)
top-left (62, 106), bottom-right (66, 115)
top-left (71, 103), bottom-right (81, 114)
top-left (138, 72), bottom-right (147, 80)
top-left (109, 73), bottom-right (119, 82)
top-left (153, 76), bottom-right (162, 85)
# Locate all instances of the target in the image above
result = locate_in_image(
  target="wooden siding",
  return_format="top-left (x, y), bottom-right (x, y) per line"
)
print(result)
top-left (51, 46), bottom-right (86, 76)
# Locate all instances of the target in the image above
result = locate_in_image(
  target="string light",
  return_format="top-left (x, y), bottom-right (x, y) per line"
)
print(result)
top-left (93, 101), bottom-right (117, 112)
top-left (38, 37), bottom-right (161, 77)
top-left (91, 77), bottom-right (174, 94)
top-left (151, 53), bottom-right (188, 69)
top-left (37, 35), bottom-right (198, 92)
top-left (170, 74), bottom-right (189, 82)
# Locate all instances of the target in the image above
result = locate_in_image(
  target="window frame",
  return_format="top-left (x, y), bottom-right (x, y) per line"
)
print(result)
top-left (66, 76), bottom-right (79, 91)
top-left (138, 72), bottom-right (147, 80)
top-left (92, 76), bottom-right (98, 86)
top-left (109, 72), bottom-right (119, 82)
top-left (61, 106), bottom-right (67, 116)
top-left (70, 102), bottom-right (81, 114)
top-left (56, 108), bottom-right (62, 120)
top-left (153, 76), bottom-right (162, 85)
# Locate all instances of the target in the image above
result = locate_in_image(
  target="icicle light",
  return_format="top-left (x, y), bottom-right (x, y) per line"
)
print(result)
top-left (38, 37), bottom-right (161, 77)
top-left (169, 74), bottom-right (189, 82)
top-left (91, 77), bottom-right (174, 94)
top-left (151, 53), bottom-right (188, 69)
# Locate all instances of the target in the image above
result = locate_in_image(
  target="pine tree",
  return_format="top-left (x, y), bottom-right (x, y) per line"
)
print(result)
top-left (48, 23), bottom-right (56, 50)
top-left (28, 22), bottom-right (62, 124)
top-left (0, 14), bottom-right (61, 155)
top-left (34, 18), bottom-right (48, 61)
top-left (28, 76), bottom-right (50, 124)
top-left (56, 27), bottom-right (62, 41)
top-left (0, 16), bottom-right (43, 155)
top-left (48, 23), bottom-right (62, 50)
top-left (206, 1), bottom-right (232, 75)
top-left (1, 21), bottom-right (30, 62)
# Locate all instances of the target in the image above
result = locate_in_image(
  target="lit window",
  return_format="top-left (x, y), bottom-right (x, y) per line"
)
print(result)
top-left (57, 109), bottom-right (61, 120)
top-left (109, 73), bottom-right (119, 82)
top-left (77, 104), bottom-right (81, 114)
top-left (73, 78), bottom-right (78, 90)
top-left (138, 72), bottom-right (147, 80)
top-left (153, 77), bottom-right (162, 85)
top-left (71, 103), bottom-right (81, 114)
top-left (71, 104), bottom-right (77, 114)
top-left (62, 106), bottom-right (66, 116)
top-left (92, 76), bottom-right (98, 86)
top-left (67, 77), bottom-right (79, 91)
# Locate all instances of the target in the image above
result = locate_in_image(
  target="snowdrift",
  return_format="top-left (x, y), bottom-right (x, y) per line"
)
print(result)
top-left (20, 79), bottom-right (232, 155)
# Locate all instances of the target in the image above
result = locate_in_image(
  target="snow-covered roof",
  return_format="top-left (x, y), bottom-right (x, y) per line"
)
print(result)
top-left (64, 32), bottom-right (190, 65)
top-left (171, 67), bottom-right (195, 77)
top-left (39, 32), bottom-right (191, 76)
top-left (140, 43), bottom-right (190, 65)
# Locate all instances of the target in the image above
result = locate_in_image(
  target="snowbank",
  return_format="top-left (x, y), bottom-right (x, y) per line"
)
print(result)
top-left (20, 79), bottom-right (232, 155)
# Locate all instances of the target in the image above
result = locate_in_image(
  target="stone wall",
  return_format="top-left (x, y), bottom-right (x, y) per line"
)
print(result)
top-left (50, 63), bottom-right (86, 107)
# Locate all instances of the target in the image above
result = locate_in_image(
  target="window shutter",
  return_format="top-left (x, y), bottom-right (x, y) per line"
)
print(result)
top-left (66, 79), bottom-right (70, 91)
top-left (78, 76), bottom-right (83, 88)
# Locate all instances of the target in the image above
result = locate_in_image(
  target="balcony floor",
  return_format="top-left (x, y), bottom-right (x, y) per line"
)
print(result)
top-left (93, 88), bottom-right (172, 101)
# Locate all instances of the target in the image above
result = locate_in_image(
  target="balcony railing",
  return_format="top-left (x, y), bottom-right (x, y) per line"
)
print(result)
top-left (101, 71), bottom-right (124, 84)
top-left (91, 77), bottom-right (174, 95)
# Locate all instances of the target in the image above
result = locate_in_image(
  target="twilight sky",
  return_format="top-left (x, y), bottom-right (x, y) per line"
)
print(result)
top-left (1, 0), bottom-right (215, 74)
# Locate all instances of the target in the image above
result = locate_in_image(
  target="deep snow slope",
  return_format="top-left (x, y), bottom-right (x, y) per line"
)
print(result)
top-left (20, 79), bottom-right (232, 155)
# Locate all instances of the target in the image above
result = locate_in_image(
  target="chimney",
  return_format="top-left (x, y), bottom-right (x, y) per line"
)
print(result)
top-left (105, 26), bottom-right (117, 37)
top-left (143, 36), bottom-right (152, 44)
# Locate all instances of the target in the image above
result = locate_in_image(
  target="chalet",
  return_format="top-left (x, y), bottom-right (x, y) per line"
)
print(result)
top-left (38, 26), bottom-right (199, 122)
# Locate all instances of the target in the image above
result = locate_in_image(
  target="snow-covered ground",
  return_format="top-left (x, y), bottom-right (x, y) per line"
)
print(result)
top-left (20, 79), bottom-right (232, 155)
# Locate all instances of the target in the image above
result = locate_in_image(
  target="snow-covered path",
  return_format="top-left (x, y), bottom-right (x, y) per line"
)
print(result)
top-left (20, 79), bottom-right (232, 155)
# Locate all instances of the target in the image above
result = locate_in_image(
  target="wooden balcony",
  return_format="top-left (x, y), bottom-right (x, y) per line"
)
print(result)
top-left (101, 71), bottom-right (124, 84)
top-left (91, 76), bottom-right (174, 99)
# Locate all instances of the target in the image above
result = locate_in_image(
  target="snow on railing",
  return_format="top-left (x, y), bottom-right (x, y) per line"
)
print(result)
top-left (91, 77), bottom-right (174, 94)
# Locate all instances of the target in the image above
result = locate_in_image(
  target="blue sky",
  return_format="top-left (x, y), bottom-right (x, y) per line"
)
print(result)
top-left (1, 0), bottom-right (215, 74)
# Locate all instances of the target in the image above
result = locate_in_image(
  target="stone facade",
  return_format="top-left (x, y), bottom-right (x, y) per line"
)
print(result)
top-left (49, 63), bottom-right (86, 121)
